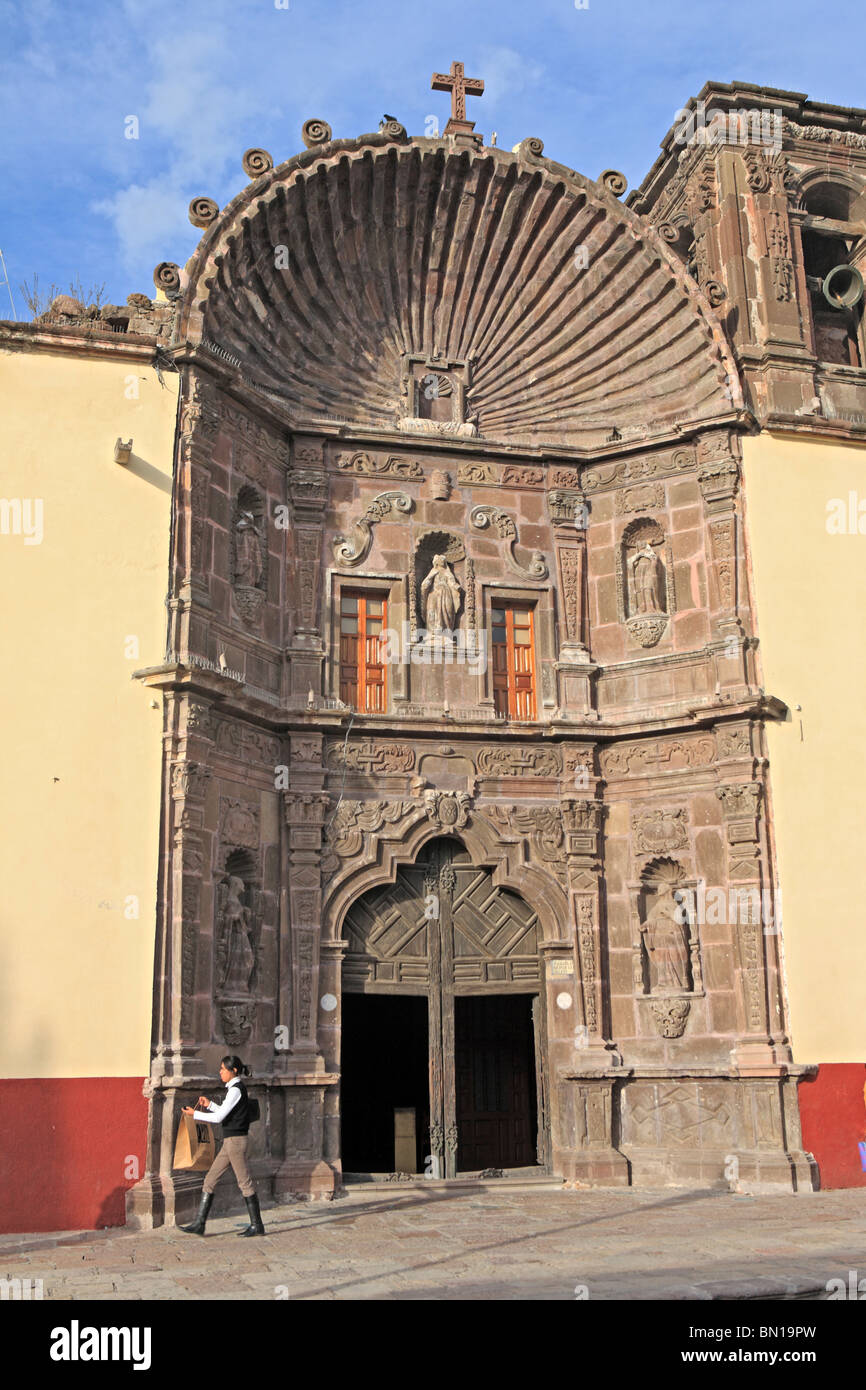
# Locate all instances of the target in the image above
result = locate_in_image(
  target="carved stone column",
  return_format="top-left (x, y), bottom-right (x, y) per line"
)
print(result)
top-left (549, 486), bottom-right (597, 716)
top-left (168, 758), bottom-right (212, 1076)
top-left (558, 796), bottom-right (629, 1185)
top-left (717, 780), bottom-right (785, 1072)
top-left (287, 436), bottom-right (329, 698)
top-left (282, 788), bottom-right (331, 1063)
top-left (698, 431), bottom-right (749, 691)
top-left (169, 375), bottom-right (220, 661)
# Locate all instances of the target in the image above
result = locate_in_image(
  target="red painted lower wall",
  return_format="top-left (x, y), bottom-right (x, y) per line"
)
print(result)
top-left (799, 1063), bottom-right (866, 1190)
top-left (0, 1078), bottom-right (148, 1233)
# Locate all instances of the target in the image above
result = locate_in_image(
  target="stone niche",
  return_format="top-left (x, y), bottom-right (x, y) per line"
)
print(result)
top-left (616, 516), bottom-right (675, 648)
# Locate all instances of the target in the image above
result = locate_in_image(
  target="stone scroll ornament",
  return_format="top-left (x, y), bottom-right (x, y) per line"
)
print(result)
top-left (469, 505), bottom-right (548, 580)
top-left (242, 148), bottom-right (274, 178)
top-left (332, 491), bottom-right (413, 567)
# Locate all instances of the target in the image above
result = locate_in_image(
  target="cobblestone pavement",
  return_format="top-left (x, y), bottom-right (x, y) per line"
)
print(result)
top-left (2, 1184), bottom-right (864, 1301)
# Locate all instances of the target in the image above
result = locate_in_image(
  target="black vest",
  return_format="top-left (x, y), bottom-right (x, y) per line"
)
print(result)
top-left (221, 1080), bottom-right (251, 1136)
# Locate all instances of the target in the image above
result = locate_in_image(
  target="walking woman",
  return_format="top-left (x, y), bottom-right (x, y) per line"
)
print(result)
top-left (180, 1055), bottom-right (265, 1237)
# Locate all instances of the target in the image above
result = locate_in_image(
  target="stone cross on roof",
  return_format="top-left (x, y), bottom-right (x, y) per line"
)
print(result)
top-left (431, 60), bottom-right (484, 135)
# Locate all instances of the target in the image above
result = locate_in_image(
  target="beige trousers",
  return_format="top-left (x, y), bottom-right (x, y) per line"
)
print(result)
top-left (202, 1134), bottom-right (256, 1198)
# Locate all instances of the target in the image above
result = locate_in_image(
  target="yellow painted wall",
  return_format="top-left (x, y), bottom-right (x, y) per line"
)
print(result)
top-left (0, 346), bottom-right (177, 1077)
top-left (743, 432), bottom-right (866, 1063)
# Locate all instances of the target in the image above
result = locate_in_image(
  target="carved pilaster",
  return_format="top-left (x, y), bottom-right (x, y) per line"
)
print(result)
top-left (716, 780), bottom-right (782, 1070)
top-left (283, 790), bottom-right (331, 1060)
top-left (288, 437), bottom-right (328, 695)
top-left (169, 760), bottom-right (212, 1060)
top-left (559, 798), bottom-right (619, 1068)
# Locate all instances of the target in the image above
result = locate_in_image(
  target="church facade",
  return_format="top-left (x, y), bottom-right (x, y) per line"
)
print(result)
top-left (3, 71), bottom-right (866, 1233)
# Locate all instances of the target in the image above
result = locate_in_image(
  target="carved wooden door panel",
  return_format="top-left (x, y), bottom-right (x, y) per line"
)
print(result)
top-left (341, 838), bottom-right (542, 1176)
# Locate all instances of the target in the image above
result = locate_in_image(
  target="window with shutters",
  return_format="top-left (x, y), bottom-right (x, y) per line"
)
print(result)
top-left (339, 591), bottom-right (388, 712)
top-left (491, 603), bottom-right (536, 720)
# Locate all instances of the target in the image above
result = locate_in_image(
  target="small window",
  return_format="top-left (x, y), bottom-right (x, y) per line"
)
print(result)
top-left (491, 603), bottom-right (536, 720)
top-left (339, 591), bottom-right (388, 712)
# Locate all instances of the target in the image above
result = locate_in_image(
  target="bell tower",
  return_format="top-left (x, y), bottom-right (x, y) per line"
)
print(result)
top-left (629, 82), bottom-right (866, 435)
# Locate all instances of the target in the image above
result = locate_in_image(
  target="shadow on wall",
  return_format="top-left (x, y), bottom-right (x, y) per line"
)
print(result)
top-left (798, 1064), bottom-right (866, 1190)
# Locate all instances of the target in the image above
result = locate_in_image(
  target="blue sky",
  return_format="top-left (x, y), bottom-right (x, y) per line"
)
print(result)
top-left (1, 0), bottom-right (863, 313)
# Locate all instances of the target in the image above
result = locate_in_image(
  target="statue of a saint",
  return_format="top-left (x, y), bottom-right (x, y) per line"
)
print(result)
top-left (420, 554), bottom-right (461, 632)
top-left (629, 543), bottom-right (662, 614)
top-left (235, 511), bottom-right (263, 588)
top-left (219, 875), bottom-right (255, 995)
top-left (641, 884), bottom-right (691, 992)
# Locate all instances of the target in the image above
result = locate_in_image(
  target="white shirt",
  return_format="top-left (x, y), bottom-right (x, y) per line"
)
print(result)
top-left (193, 1076), bottom-right (242, 1124)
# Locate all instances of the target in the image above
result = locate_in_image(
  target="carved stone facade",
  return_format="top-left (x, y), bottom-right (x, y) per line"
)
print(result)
top-left (125, 74), bottom-right (823, 1231)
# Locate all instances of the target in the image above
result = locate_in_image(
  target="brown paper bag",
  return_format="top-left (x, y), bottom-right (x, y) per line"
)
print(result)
top-left (173, 1113), bottom-right (217, 1172)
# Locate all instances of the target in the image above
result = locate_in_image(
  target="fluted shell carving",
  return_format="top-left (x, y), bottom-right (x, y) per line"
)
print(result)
top-left (242, 148), bottom-right (274, 178)
top-left (188, 197), bottom-right (219, 229)
top-left (181, 143), bottom-right (740, 447)
top-left (302, 118), bottom-right (332, 148)
top-left (153, 261), bottom-right (181, 295)
top-left (601, 169), bottom-right (628, 197)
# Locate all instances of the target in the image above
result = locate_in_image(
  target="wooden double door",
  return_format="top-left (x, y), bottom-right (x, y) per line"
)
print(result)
top-left (340, 839), bottom-right (544, 1177)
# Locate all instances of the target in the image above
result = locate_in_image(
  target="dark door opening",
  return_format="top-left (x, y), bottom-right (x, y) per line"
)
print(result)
top-left (340, 994), bottom-right (429, 1174)
top-left (455, 994), bottom-right (538, 1172)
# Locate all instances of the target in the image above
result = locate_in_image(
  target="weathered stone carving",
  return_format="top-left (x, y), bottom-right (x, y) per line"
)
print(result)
top-left (324, 800), bottom-right (413, 860)
top-left (332, 491), bottom-right (413, 567)
top-left (717, 783), bottom-right (761, 820)
top-left (486, 804), bottom-right (565, 877)
top-left (302, 118), bottom-right (332, 147)
top-left (420, 554), bottom-right (462, 632)
top-left (424, 790), bottom-right (471, 830)
top-left (188, 196), bottom-right (219, 229)
top-left (616, 516), bottom-right (675, 647)
top-left (632, 807), bottom-right (689, 856)
top-left (649, 998), bottom-right (691, 1039)
top-left (429, 469), bottom-right (451, 499)
top-left (583, 447), bottom-right (694, 493)
top-left (242, 148), bottom-right (273, 178)
top-left (575, 896), bottom-right (598, 1031)
top-left (548, 489), bottom-right (586, 526)
top-left (470, 505), bottom-right (548, 580)
top-left (325, 741), bottom-right (415, 773)
top-left (501, 465), bottom-right (545, 487)
top-left (220, 799), bottom-right (260, 851)
top-left (638, 859), bottom-right (693, 995)
top-left (335, 451), bottom-right (423, 478)
top-left (717, 724), bottom-right (751, 758)
top-left (602, 735), bottom-right (715, 778)
top-left (220, 1002), bottom-right (255, 1047)
top-left (783, 118), bottom-right (866, 150)
top-left (616, 482), bottom-right (665, 514)
top-left (216, 874), bottom-right (257, 996)
top-left (457, 461), bottom-right (498, 485)
top-left (232, 486), bottom-right (267, 624)
top-left (476, 746), bottom-right (561, 777)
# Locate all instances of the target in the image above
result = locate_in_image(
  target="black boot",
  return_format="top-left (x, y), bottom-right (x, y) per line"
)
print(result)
top-left (241, 1194), bottom-right (265, 1237)
top-left (180, 1191), bottom-right (213, 1235)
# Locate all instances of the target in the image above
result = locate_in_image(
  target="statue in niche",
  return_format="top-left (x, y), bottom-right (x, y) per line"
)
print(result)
top-left (421, 554), bottom-right (462, 632)
top-left (640, 880), bottom-right (692, 993)
top-left (217, 874), bottom-right (256, 995)
top-left (234, 510), bottom-right (264, 588)
top-left (629, 542), bottom-right (662, 614)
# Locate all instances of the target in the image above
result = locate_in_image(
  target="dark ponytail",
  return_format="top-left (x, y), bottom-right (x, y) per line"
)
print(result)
top-left (221, 1055), bottom-right (251, 1077)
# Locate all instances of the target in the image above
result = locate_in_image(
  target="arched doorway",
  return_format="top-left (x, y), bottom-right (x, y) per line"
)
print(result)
top-left (339, 837), bottom-right (546, 1178)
